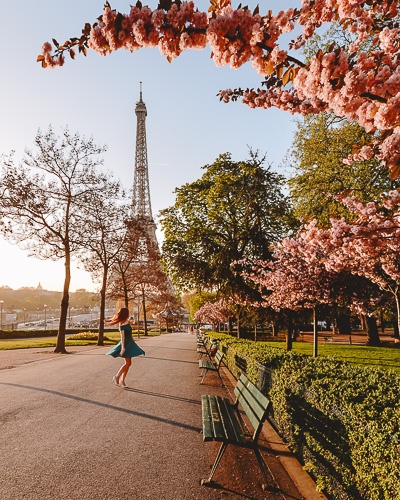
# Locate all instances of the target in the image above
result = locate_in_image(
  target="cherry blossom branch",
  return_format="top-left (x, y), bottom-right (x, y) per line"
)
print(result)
top-left (38, 0), bottom-right (400, 177)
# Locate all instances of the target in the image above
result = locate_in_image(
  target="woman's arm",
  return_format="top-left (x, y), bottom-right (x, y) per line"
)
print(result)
top-left (120, 327), bottom-right (126, 355)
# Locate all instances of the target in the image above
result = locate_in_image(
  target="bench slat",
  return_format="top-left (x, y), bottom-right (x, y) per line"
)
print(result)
top-left (234, 375), bottom-right (270, 438)
top-left (235, 382), bottom-right (268, 422)
top-left (214, 350), bottom-right (223, 364)
top-left (199, 351), bottom-right (224, 371)
top-left (201, 395), bottom-right (214, 442)
top-left (235, 374), bottom-right (269, 408)
top-left (201, 395), bottom-right (247, 444)
top-left (199, 359), bottom-right (213, 369)
top-left (208, 394), bottom-right (226, 440)
top-left (216, 397), bottom-right (246, 444)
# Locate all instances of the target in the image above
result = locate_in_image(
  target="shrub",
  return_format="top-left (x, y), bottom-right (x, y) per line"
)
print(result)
top-left (211, 333), bottom-right (400, 500)
top-left (68, 331), bottom-right (98, 340)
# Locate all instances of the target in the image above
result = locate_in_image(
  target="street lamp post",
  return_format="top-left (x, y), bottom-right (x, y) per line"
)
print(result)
top-left (0, 300), bottom-right (4, 330)
top-left (44, 304), bottom-right (48, 330)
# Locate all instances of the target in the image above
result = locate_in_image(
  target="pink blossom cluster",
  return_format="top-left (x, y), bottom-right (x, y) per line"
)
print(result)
top-left (343, 145), bottom-right (374, 165)
top-left (379, 27), bottom-right (399, 55)
top-left (207, 7), bottom-right (261, 69)
top-left (194, 298), bottom-right (233, 323)
top-left (242, 88), bottom-right (323, 115)
top-left (41, 42), bottom-right (64, 68)
top-left (330, 192), bottom-right (400, 294)
top-left (86, 2), bottom-right (208, 61)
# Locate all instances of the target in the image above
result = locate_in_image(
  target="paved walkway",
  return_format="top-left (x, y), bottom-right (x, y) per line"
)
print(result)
top-left (0, 332), bottom-right (326, 500)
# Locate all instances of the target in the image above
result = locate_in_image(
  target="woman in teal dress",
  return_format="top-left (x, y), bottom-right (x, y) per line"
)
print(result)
top-left (105, 307), bottom-right (145, 388)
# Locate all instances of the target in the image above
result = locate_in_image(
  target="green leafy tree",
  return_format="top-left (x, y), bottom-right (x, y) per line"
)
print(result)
top-left (159, 152), bottom-right (294, 300)
top-left (184, 291), bottom-right (217, 323)
top-left (286, 114), bottom-right (398, 226)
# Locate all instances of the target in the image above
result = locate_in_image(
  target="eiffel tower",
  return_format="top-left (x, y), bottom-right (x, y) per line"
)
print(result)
top-left (132, 82), bottom-right (158, 244)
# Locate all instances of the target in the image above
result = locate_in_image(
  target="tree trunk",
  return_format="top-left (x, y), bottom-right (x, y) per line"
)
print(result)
top-left (359, 314), bottom-right (366, 330)
top-left (365, 315), bottom-right (381, 346)
top-left (379, 308), bottom-right (385, 333)
top-left (337, 313), bottom-right (352, 334)
top-left (142, 289), bottom-right (148, 336)
top-left (55, 246), bottom-right (71, 353)
top-left (286, 311), bottom-right (293, 352)
top-left (332, 318), bottom-right (339, 335)
top-left (136, 298), bottom-right (140, 336)
top-left (394, 292), bottom-right (400, 339)
top-left (313, 307), bottom-right (318, 358)
top-left (272, 322), bottom-right (279, 337)
top-left (97, 267), bottom-right (108, 346)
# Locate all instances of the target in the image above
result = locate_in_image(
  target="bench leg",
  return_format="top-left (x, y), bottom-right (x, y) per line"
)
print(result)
top-left (201, 442), bottom-right (228, 486)
top-left (253, 445), bottom-right (269, 490)
top-left (200, 368), bottom-right (209, 384)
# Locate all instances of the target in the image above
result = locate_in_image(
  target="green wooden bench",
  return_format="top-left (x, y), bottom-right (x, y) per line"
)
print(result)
top-left (198, 349), bottom-right (224, 384)
top-left (201, 373), bottom-right (271, 489)
top-left (197, 336), bottom-right (211, 359)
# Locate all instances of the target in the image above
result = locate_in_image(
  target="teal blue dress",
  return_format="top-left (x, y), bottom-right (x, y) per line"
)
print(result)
top-left (106, 323), bottom-right (145, 358)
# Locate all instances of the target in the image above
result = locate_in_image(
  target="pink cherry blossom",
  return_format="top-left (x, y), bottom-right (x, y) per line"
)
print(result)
top-left (194, 298), bottom-right (233, 324)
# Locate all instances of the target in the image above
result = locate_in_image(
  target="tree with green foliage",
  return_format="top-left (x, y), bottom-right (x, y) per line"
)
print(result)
top-left (159, 152), bottom-right (294, 302)
top-left (183, 291), bottom-right (217, 323)
top-left (286, 114), bottom-right (398, 226)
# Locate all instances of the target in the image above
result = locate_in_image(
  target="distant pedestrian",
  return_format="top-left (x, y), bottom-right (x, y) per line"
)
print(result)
top-left (105, 307), bottom-right (145, 388)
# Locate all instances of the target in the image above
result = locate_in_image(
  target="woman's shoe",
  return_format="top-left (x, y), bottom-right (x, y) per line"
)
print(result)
top-left (112, 376), bottom-right (120, 386)
top-left (119, 381), bottom-right (128, 388)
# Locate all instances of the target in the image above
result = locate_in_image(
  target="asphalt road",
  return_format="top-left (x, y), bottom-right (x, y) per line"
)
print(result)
top-left (0, 333), bottom-right (273, 499)
top-left (0, 332), bottom-right (324, 500)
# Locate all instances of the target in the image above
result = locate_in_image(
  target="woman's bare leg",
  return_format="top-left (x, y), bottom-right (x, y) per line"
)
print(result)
top-left (117, 358), bottom-right (132, 386)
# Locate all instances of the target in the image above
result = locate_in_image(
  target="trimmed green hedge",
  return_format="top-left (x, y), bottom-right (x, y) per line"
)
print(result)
top-left (211, 333), bottom-right (400, 500)
top-left (0, 329), bottom-right (59, 339)
top-left (0, 329), bottom-right (100, 339)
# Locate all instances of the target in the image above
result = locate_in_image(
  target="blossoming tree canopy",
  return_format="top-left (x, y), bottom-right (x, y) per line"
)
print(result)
top-left (194, 298), bottom-right (233, 325)
top-left (38, 0), bottom-right (400, 177)
top-left (326, 191), bottom-right (400, 323)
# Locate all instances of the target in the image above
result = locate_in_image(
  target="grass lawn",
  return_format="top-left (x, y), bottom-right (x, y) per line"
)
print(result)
top-left (263, 341), bottom-right (400, 373)
top-left (0, 330), bottom-right (162, 351)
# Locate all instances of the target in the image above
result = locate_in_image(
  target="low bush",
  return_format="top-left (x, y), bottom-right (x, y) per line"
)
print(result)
top-left (0, 329), bottom-right (57, 339)
top-left (211, 333), bottom-right (400, 500)
top-left (68, 332), bottom-right (109, 341)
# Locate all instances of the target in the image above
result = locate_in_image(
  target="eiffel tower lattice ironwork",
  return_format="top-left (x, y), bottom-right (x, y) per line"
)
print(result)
top-left (132, 83), bottom-right (157, 244)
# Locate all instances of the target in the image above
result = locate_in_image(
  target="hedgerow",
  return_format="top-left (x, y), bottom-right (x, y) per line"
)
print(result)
top-left (211, 333), bottom-right (400, 500)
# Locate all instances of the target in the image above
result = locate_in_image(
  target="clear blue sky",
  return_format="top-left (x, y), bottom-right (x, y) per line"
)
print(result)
top-left (0, 0), bottom-right (297, 293)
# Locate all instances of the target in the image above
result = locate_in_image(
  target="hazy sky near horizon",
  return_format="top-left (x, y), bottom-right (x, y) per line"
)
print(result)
top-left (0, 0), bottom-right (297, 293)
